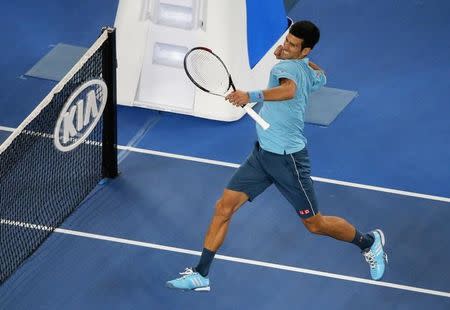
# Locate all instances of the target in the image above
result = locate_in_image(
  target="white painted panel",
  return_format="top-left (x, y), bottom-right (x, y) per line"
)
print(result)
top-left (115, 0), bottom-right (288, 122)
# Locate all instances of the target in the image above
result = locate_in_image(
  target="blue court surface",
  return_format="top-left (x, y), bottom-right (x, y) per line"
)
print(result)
top-left (1, 1), bottom-right (449, 309)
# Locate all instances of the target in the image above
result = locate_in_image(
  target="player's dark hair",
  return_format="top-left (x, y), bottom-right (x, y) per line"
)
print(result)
top-left (289, 21), bottom-right (320, 49)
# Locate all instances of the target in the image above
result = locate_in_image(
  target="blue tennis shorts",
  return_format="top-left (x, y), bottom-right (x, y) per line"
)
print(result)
top-left (227, 142), bottom-right (319, 219)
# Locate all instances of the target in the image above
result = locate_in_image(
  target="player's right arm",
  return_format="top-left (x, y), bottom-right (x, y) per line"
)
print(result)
top-left (274, 45), bottom-right (283, 59)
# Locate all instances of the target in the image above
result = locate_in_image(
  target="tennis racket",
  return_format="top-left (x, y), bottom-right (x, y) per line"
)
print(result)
top-left (183, 47), bottom-right (270, 130)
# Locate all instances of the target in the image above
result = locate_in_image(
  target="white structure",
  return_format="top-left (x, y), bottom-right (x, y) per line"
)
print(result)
top-left (114, 0), bottom-right (289, 121)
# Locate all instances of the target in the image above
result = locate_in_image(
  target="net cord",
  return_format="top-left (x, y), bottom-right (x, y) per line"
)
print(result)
top-left (0, 29), bottom-right (111, 155)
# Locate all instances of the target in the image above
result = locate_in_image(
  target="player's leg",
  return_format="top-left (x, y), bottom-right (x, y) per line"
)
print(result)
top-left (273, 147), bottom-right (387, 280)
top-left (303, 214), bottom-right (387, 280)
top-left (302, 213), bottom-right (372, 248)
top-left (165, 189), bottom-right (248, 292)
top-left (203, 189), bottom-right (249, 252)
top-left (166, 143), bottom-right (272, 291)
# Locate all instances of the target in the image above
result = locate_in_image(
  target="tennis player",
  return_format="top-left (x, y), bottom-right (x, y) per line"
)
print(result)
top-left (167, 20), bottom-right (387, 291)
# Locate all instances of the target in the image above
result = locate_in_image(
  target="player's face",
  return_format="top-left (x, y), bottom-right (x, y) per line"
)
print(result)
top-left (281, 33), bottom-right (310, 59)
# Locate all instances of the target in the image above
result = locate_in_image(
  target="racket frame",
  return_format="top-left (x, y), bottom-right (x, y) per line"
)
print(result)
top-left (183, 47), bottom-right (270, 130)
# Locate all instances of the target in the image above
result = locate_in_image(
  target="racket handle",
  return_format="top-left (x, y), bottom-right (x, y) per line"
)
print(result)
top-left (243, 105), bottom-right (270, 130)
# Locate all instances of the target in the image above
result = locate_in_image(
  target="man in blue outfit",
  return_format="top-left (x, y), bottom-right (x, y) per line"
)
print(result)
top-left (167, 21), bottom-right (387, 291)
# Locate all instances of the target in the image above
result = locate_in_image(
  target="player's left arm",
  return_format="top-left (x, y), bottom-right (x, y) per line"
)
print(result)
top-left (308, 60), bottom-right (324, 73)
top-left (309, 61), bottom-right (327, 90)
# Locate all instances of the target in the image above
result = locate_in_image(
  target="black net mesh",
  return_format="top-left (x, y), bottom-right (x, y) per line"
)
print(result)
top-left (0, 31), bottom-right (115, 284)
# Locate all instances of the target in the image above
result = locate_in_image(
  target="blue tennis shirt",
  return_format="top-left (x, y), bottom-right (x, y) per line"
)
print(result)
top-left (256, 58), bottom-right (327, 154)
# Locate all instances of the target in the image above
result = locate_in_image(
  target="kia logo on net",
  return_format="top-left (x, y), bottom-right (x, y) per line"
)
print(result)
top-left (54, 79), bottom-right (108, 152)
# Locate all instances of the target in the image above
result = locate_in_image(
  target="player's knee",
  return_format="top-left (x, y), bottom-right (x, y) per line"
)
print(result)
top-left (214, 190), bottom-right (246, 220)
top-left (303, 215), bottom-right (324, 235)
top-left (214, 198), bottom-right (235, 221)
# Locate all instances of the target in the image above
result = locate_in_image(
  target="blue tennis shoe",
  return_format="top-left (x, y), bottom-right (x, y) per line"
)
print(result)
top-left (166, 268), bottom-right (210, 292)
top-left (362, 229), bottom-right (388, 280)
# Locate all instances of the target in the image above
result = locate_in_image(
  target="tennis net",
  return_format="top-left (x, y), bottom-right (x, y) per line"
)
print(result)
top-left (0, 27), bottom-right (118, 284)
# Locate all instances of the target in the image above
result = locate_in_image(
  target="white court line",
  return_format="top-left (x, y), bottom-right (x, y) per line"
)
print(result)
top-left (120, 145), bottom-right (450, 203)
top-left (0, 219), bottom-right (444, 298)
top-left (51, 229), bottom-right (450, 298)
top-left (119, 145), bottom-right (241, 169)
top-left (1, 126), bottom-right (449, 203)
top-left (0, 126), bottom-right (15, 132)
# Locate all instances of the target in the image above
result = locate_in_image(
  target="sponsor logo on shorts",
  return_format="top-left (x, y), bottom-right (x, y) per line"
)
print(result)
top-left (299, 209), bottom-right (310, 215)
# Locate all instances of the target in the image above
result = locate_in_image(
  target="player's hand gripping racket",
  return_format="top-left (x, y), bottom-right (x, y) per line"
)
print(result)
top-left (183, 47), bottom-right (270, 130)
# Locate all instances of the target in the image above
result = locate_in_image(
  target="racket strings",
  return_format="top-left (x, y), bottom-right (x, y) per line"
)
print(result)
top-left (185, 50), bottom-right (231, 95)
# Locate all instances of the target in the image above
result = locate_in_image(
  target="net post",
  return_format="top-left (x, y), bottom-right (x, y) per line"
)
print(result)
top-left (101, 27), bottom-right (118, 179)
